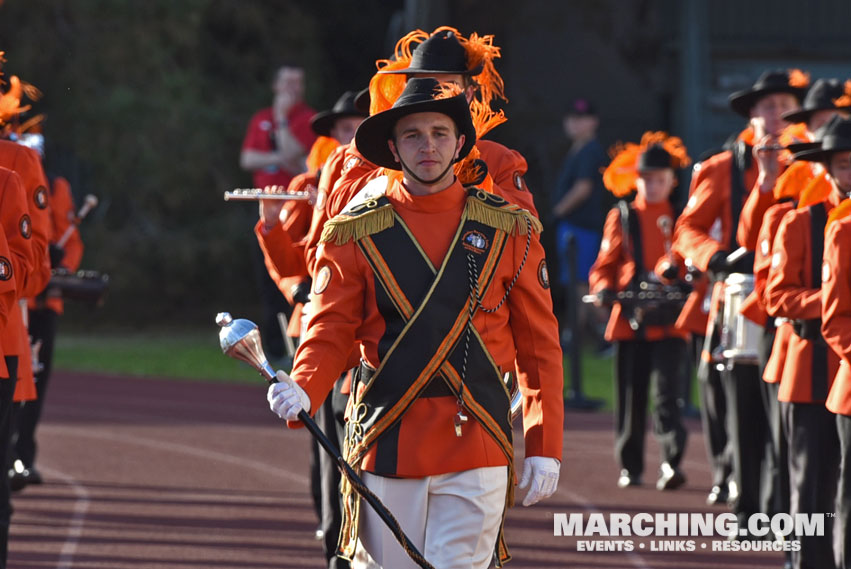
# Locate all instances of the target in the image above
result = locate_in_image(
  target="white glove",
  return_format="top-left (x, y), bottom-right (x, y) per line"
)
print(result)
top-left (267, 370), bottom-right (311, 421)
top-left (518, 456), bottom-right (560, 506)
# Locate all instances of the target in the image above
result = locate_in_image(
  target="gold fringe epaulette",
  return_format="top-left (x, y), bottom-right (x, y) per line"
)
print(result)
top-left (465, 187), bottom-right (543, 236)
top-left (320, 196), bottom-right (395, 245)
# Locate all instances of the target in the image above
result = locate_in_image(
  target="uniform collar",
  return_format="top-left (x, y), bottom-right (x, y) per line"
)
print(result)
top-left (388, 176), bottom-right (467, 213)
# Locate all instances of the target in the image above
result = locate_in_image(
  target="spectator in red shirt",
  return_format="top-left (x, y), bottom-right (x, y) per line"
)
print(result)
top-left (240, 63), bottom-right (317, 190)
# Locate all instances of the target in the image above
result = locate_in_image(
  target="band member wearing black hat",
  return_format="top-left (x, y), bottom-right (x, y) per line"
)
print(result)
top-left (673, 69), bottom-right (806, 518)
top-left (265, 77), bottom-right (564, 569)
top-left (804, 116), bottom-right (851, 569)
top-left (590, 133), bottom-right (691, 490)
top-left (766, 115), bottom-right (851, 569)
top-left (255, 88), bottom-right (368, 569)
top-left (332, 27), bottom-right (539, 219)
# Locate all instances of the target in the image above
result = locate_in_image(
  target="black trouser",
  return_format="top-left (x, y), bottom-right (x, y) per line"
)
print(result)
top-left (614, 337), bottom-right (688, 477)
top-left (13, 308), bottom-right (57, 469)
top-left (721, 362), bottom-right (769, 524)
top-left (696, 331), bottom-right (731, 488)
top-left (757, 326), bottom-right (789, 520)
top-left (314, 376), bottom-right (350, 569)
top-left (836, 414), bottom-right (851, 569)
top-left (781, 402), bottom-right (838, 569)
top-left (0, 357), bottom-right (19, 569)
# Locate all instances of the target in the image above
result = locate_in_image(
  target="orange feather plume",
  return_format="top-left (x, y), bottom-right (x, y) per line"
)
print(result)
top-left (834, 80), bottom-right (851, 108)
top-left (774, 161), bottom-right (812, 201)
top-left (305, 136), bottom-right (340, 175)
top-left (826, 198), bottom-right (851, 234)
top-left (0, 76), bottom-right (31, 125)
top-left (796, 171), bottom-right (832, 209)
top-left (371, 26), bottom-right (506, 116)
top-left (788, 69), bottom-right (811, 89)
top-left (602, 132), bottom-right (691, 198)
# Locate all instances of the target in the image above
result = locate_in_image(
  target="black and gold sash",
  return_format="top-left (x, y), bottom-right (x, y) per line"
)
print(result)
top-left (322, 186), bottom-right (540, 565)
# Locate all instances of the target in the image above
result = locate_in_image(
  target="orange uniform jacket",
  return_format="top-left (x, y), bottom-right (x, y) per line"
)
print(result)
top-left (0, 169), bottom-right (23, 378)
top-left (674, 148), bottom-right (759, 273)
top-left (766, 193), bottom-right (843, 403)
top-left (290, 178), bottom-right (564, 477)
top-left (673, 147), bottom-right (759, 333)
top-left (255, 173), bottom-right (317, 337)
top-left (589, 195), bottom-right (688, 342)
top-left (0, 167), bottom-right (34, 384)
top-left (758, 201), bottom-right (796, 384)
top-left (822, 212), bottom-right (851, 415)
top-left (27, 176), bottom-right (84, 315)
top-left (0, 140), bottom-right (50, 298)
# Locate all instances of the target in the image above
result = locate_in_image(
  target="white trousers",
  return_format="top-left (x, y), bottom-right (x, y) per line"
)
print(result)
top-left (352, 466), bottom-right (508, 569)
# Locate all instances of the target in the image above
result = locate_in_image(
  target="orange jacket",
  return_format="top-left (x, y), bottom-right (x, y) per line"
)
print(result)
top-left (589, 195), bottom-right (688, 342)
top-left (0, 141), bottom-right (50, 298)
top-left (255, 172), bottom-right (317, 337)
top-left (740, 201), bottom-right (795, 327)
top-left (0, 172), bottom-right (21, 377)
top-left (755, 201), bottom-right (795, 384)
top-left (673, 149), bottom-right (759, 272)
top-left (0, 168), bottom-right (30, 382)
top-left (290, 178), bottom-right (564, 477)
top-left (0, 168), bottom-right (33, 300)
top-left (27, 176), bottom-right (84, 314)
top-left (737, 180), bottom-right (776, 253)
top-left (822, 212), bottom-right (851, 415)
top-left (766, 194), bottom-right (842, 403)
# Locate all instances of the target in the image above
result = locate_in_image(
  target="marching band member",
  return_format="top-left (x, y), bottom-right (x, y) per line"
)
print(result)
top-left (255, 89), bottom-right (367, 569)
top-left (818, 117), bottom-right (851, 569)
top-left (589, 133), bottom-right (691, 490)
top-left (266, 78), bottom-right (563, 569)
top-left (673, 69), bottom-right (806, 523)
top-left (12, 171), bottom-right (85, 490)
top-left (766, 115), bottom-right (851, 569)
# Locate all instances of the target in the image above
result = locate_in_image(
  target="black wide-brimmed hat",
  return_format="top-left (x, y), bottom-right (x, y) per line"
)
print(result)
top-left (354, 77), bottom-right (476, 170)
top-left (786, 115), bottom-right (838, 156)
top-left (637, 145), bottom-right (673, 171)
top-left (782, 78), bottom-right (846, 124)
top-left (728, 70), bottom-right (809, 118)
top-left (353, 87), bottom-right (370, 114)
top-left (377, 29), bottom-right (482, 76)
top-left (310, 91), bottom-right (369, 137)
top-left (794, 116), bottom-right (851, 163)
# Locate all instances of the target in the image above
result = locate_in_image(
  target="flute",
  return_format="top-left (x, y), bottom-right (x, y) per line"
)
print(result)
top-left (223, 187), bottom-right (311, 201)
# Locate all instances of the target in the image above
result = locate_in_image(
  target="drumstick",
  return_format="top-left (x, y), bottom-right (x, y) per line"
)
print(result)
top-left (56, 194), bottom-right (98, 248)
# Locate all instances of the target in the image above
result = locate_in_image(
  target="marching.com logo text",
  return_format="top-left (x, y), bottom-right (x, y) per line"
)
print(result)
top-left (554, 513), bottom-right (825, 553)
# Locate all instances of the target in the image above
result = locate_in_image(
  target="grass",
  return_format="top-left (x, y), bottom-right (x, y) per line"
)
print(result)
top-left (55, 329), bottom-right (700, 413)
top-left (54, 329), bottom-right (269, 384)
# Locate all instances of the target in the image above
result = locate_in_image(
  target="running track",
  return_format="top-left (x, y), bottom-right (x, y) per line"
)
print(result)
top-left (9, 371), bottom-right (787, 568)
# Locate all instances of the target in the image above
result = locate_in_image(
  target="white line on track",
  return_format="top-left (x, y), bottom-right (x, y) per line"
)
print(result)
top-left (557, 485), bottom-right (653, 569)
top-left (39, 466), bottom-right (91, 569)
top-left (40, 424), bottom-right (310, 485)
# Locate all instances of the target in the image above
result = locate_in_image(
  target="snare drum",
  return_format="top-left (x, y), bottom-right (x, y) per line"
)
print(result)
top-left (719, 273), bottom-right (760, 365)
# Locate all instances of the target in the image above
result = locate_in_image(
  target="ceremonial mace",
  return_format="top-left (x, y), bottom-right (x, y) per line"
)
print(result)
top-left (216, 312), bottom-right (434, 569)
top-left (57, 194), bottom-right (98, 248)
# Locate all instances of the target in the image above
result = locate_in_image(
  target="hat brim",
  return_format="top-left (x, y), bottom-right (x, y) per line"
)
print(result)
top-left (781, 104), bottom-right (845, 124)
top-left (786, 141), bottom-right (820, 155)
top-left (310, 110), bottom-right (368, 137)
top-left (793, 145), bottom-right (851, 163)
top-left (728, 86), bottom-right (808, 118)
top-left (376, 62), bottom-right (484, 77)
top-left (354, 94), bottom-right (476, 170)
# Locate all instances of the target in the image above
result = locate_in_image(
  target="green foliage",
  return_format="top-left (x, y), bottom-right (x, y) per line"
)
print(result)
top-left (0, 0), bottom-right (400, 325)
